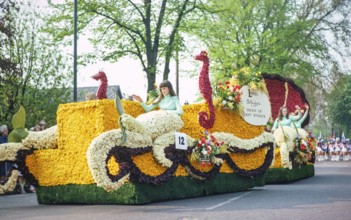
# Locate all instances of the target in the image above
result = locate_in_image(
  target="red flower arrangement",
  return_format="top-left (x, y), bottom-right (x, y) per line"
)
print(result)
top-left (191, 131), bottom-right (227, 166)
top-left (213, 78), bottom-right (241, 111)
top-left (293, 134), bottom-right (313, 167)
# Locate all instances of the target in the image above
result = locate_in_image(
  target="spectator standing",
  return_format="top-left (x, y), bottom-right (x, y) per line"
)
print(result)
top-left (332, 139), bottom-right (340, 161)
top-left (341, 141), bottom-right (348, 161)
top-left (38, 120), bottom-right (46, 131)
top-left (316, 141), bottom-right (323, 161)
top-left (321, 140), bottom-right (328, 160)
top-left (328, 142), bottom-right (334, 161)
top-left (0, 125), bottom-right (10, 183)
top-left (346, 140), bottom-right (351, 161)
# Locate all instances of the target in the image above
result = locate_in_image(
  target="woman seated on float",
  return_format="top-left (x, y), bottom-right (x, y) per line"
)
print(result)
top-left (271, 105), bottom-right (302, 132)
top-left (132, 80), bottom-right (183, 116)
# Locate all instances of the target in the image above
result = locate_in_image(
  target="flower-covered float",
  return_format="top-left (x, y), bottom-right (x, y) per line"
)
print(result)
top-left (263, 74), bottom-right (315, 183)
top-left (0, 51), bottom-right (314, 203)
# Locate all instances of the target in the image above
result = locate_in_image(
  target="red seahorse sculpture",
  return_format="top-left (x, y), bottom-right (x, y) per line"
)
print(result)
top-left (195, 51), bottom-right (215, 130)
top-left (92, 71), bottom-right (108, 99)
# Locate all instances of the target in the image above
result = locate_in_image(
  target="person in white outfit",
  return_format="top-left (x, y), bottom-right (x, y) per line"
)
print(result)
top-left (316, 141), bottom-right (323, 161)
top-left (341, 142), bottom-right (348, 161)
top-left (334, 139), bottom-right (340, 161)
top-left (328, 142), bottom-right (334, 161)
top-left (346, 140), bottom-right (351, 161)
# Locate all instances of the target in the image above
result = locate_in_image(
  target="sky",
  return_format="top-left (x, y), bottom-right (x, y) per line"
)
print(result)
top-left (78, 57), bottom-right (202, 103)
top-left (32, 0), bottom-right (351, 104)
top-left (34, 0), bottom-right (203, 103)
top-left (77, 44), bottom-right (202, 103)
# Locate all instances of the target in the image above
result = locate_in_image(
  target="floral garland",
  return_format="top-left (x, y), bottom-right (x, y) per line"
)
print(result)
top-left (153, 132), bottom-right (194, 168)
top-left (0, 170), bottom-right (19, 194)
top-left (130, 152), bottom-right (178, 186)
top-left (0, 126), bottom-right (57, 192)
top-left (283, 82), bottom-right (289, 107)
top-left (120, 114), bottom-right (146, 133)
top-left (87, 129), bottom-right (152, 191)
top-left (184, 162), bottom-right (221, 180)
top-left (98, 129), bottom-right (224, 187)
top-left (16, 148), bottom-right (39, 186)
top-left (0, 143), bottom-right (27, 194)
top-left (212, 131), bottom-right (275, 152)
top-left (22, 125), bottom-right (57, 149)
top-left (219, 143), bottom-right (274, 177)
top-left (15, 101), bottom-right (185, 188)
top-left (280, 143), bottom-right (291, 169)
top-left (0, 143), bottom-right (25, 161)
top-left (0, 126), bottom-right (58, 189)
top-left (88, 127), bottom-right (275, 191)
top-left (135, 111), bottom-right (184, 140)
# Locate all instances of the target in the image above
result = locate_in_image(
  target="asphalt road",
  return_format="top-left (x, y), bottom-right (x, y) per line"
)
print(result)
top-left (1, 161), bottom-right (351, 220)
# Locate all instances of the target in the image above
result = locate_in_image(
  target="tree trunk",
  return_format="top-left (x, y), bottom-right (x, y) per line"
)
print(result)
top-left (163, 54), bottom-right (171, 80)
top-left (146, 68), bottom-right (156, 100)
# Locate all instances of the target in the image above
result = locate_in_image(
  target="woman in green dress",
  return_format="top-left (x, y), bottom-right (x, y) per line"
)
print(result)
top-left (291, 103), bottom-right (309, 128)
top-left (271, 105), bottom-right (302, 132)
top-left (132, 80), bottom-right (183, 116)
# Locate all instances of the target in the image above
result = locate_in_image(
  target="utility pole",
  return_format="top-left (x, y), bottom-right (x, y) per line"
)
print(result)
top-left (175, 33), bottom-right (180, 96)
top-left (176, 47), bottom-right (179, 96)
top-left (73, 0), bottom-right (78, 101)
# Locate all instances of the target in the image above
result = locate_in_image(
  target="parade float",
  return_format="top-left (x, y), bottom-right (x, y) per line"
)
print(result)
top-left (0, 51), bottom-right (314, 204)
top-left (263, 74), bottom-right (315, 183)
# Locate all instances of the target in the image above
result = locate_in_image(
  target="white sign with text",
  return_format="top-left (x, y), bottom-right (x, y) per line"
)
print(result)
top-left (240, 85), bottom-right (271, 126)
top-left (175, 132), bottom-right (188, 150)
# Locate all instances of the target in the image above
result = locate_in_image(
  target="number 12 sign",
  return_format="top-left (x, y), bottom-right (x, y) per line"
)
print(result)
top-left (175, 132), bottom-right (187, 150)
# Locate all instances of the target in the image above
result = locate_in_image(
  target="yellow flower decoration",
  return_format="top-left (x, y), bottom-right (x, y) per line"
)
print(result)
top-left (229, 147), bottom-right (267, 171)
top-left (23, 99), bottom-right (270, 188)
top-left (132, 152), bottom-right (167, 176)
top-left (107, 156), bottom-right (120, 176)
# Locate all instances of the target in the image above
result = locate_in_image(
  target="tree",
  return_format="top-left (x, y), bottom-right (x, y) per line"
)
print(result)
top-left (186, 0), bottom-right (351, 87)
top-left (0, 0), bottom-right (20, 123)
top-left (327, 75), bottom-right (351, 137)
top-left (47, 0), bottom-right (202, 93)
top-left (0, 1), bottom-right (71, 127)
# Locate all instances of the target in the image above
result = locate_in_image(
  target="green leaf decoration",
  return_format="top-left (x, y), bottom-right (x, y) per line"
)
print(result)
top-left (118, 116), bottom-right (127, 144)
top-left (113, 89), bottom-right (124, 115)
top-left (8, 128), bottom-right (29, 143)
top-left (12, 105), bottom-right (26, 129)
top-left (114, 90), bottom-right (126, 143)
